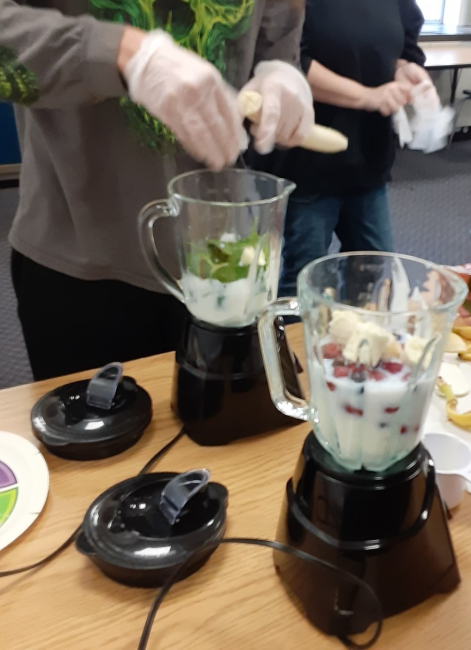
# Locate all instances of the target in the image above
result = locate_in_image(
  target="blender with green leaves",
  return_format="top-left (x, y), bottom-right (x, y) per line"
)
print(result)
top-left (139, 169), bottom-right (294, 327)
top-left (138, 168), bottom-right (301, 446)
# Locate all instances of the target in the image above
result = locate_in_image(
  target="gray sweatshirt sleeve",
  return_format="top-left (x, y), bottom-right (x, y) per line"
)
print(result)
top-left (254, 0), bottom-right (305, 67)
top-left (0, 0), bottom-right (126, 108)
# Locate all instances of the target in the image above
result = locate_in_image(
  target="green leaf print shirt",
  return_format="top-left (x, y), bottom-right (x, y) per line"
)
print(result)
top-left (2, 0), bottom-right (304, 291)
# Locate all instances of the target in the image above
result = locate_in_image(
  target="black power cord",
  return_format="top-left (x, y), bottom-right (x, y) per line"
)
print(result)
top-left (137, 428), bottom-right (186, 476)
top-left (0, 427), bottom-right (186, 579)
top-left (138, 537), bottom-right (383, 650)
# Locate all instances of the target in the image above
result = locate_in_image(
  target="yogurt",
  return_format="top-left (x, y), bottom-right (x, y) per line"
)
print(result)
top-left (182, 273), bottom-right (270, 327)
top-left (312, 326), bottom-right (436, 471)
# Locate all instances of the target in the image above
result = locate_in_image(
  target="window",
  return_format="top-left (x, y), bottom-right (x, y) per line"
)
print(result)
top-left (417, 0), bottom-right (446, 22)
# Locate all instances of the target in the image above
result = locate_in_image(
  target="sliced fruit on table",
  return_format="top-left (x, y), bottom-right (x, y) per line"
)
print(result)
top-left (437, 378), bottom-right (471, 429)
top-left (436, 363), bottom-right (470, 398)
top-left (453, 326), bottom-right (471, 341)
top-left (444, 332), bottom-right (468, 354)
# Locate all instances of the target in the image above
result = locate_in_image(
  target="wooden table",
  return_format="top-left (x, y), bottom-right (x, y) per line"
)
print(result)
top-left (1, 328), bottom-right (471, 650)
top-left (423, 42), bottom-right (471, 104)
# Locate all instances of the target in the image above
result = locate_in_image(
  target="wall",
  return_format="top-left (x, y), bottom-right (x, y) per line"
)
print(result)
top-left (428, 0), bottom-right (471, 126)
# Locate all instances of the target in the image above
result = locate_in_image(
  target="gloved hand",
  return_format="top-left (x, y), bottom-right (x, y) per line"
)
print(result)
top-left (123, 30), bottom-right (247, 170)
top-left (395, 62), bottom-right (431, 86)
top-left (240, 60), bottom-right (314, 154)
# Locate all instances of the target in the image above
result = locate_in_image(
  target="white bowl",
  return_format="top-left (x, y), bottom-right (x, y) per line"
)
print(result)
top-left (423, 432), bottom-right (471, 509)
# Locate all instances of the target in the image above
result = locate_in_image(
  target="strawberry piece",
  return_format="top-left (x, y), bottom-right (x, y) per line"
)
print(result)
top-left (369, 370), bottom-right (385, 382)
top-left (334, 366), bottom-right (350, 378)
top-left (344, 405), bottom-right (363, 416)
top-left (381, 362), bottom-right (403, 375)
top-left (327, 382), bottom-right (336, 392)
top-left (402, 373), bottom-right (411, 382)
top-left (385, 407), bottom-right (399, 414)
top-left (401, 425), bottom-right (408, 434)
top-left (413, 425), bottom-right (420, 433)
top-left (323, 343), bottom-right (341, 359)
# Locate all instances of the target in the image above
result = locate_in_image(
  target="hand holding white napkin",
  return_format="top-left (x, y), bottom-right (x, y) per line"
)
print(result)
top-left (394, 80), bottom-right (454, 154)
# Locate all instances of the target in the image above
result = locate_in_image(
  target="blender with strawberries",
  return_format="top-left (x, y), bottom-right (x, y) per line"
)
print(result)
top-left (258, 252), bottom-right (467, 638)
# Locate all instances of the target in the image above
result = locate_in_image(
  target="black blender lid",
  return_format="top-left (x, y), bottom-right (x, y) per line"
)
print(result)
top-left (76, 470), bottom-right (228, 587)
top-left (31, 363), bottom-right (152, 460)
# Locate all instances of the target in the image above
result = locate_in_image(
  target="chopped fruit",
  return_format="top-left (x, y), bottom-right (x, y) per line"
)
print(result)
top-left (404, 336), bottom-right (433, 368)
top-left (344, 405), bottom-right (363, 416)
top-left (380, 422), bottom-right (388, 428)
top-left (381, 362), bottom-right (403, 374)
top-left (400, 425), bottom-right (408, 434)
top-left (329, 310), bottom-right (362, 346)
top-left (343, 321), bottom-right (393, 367)
top-left (382, 337), bottom-right (402, 360)
top-left (385, 407), bottom-right (399, 414)
top-left (333, 357), bottom-right (352, 367)
top-left (327, 382), bottom-right (336, 392)
top-left (334, 366), bottom-right (350, 378)
top-left (413, 425), bottom-right (420, 433)
top-left (369, 370), bottom-right (385, 381)
top-left (323, 343), bottom-right (341, 359)
top-left (402, 373), bottom-right (411, 382)
top-left (351, 366), bottom-right (368, 383)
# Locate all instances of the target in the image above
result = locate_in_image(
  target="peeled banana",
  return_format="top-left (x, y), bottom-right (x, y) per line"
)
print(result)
top-left (437, 378), bottom-right (471, 429)
top-left (238, 91), bottom-right (348, 153)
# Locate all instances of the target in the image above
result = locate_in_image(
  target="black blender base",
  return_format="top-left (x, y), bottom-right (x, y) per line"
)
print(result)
top-left (171, 314), bottom-right (304, 446)
top-left (275, 433), bottom-right (460, 637)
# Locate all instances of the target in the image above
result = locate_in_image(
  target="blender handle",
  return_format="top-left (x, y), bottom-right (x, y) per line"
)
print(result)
top-left (138, 200), bottom-right (185, 303)
top-left (258, 298), bottom-right (309, 421)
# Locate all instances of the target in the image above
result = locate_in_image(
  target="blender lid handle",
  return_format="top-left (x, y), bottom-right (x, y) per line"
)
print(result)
top-left (159, 469), bottom-right (211, 525)
top-left (138, 199), bottom-right (185, 303)
top-left (86, 362), bottom-right (123, 410)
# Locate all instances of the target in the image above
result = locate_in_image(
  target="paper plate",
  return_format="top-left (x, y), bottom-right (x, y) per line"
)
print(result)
top-left (0, 431), bottom-right (49, 551)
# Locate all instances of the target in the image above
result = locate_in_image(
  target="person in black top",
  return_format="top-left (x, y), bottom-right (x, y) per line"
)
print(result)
top-left (251, 0), bottom-right (428, 297)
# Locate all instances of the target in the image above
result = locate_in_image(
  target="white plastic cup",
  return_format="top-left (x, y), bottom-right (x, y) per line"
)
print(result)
top-left (423, 432), bottom-right (471, 509)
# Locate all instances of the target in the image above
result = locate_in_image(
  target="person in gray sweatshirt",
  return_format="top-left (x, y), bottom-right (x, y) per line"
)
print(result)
top-left (1, 0), bottom-right (313, 380)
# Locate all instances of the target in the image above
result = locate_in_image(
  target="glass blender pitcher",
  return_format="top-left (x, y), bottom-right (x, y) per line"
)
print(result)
top-left (138, 169), bottom-right (295, 327)
top-left (138, 169), bottom-right (302, 446)
top-left (259, 252), bottom-right (467, 471)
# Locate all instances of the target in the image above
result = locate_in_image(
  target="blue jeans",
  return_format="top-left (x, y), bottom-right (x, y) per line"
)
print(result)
top-left (278, 186), bottom-right (394, 297)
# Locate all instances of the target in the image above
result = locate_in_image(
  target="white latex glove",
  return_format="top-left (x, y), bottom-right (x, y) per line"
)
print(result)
top-left (124, 30), bottom-right (247, 170)
top-left (241, 60), bottom-right (314, 154)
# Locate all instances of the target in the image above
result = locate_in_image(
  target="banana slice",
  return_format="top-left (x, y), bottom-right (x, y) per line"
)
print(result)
top-left (403, 336), bottom-right (433, 368)
top-left (343, 322), bottom-right (392, 367)
top-left (329, 310), bottom-right (362, 347)
top-left (436, 363), bottom-right (470, 398)
top-left (383, 337), bottom-right (402, 360)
